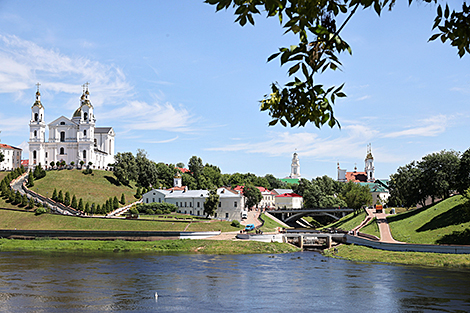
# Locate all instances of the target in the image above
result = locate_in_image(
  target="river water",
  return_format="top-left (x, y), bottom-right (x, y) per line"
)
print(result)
top-left (0, 251), bottom-right (468, 312)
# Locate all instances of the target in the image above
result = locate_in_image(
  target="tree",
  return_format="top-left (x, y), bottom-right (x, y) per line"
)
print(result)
top-left (136, 149), bottom-right (159, 189)
top-left (52, 188), bottom-right (57, 201)
top-left (28, 197), bottom-right (35, 210)
top-left (206, 0), bottom-right (470, 128)
top-left (113, 196), bottom-right (119, 210)
top-left (457, 147), bottom-right (470, 194)
top-left (57, 190), bottom-right (64, 204)
top-left (204, 188), bottom-right (220, 218)
top-left (418, 150), bottom-right (460, 203)
top-left (113, 152), bottom-right (137, 185)
top-left (176, 162), bottom-right (185, 168)
top-left (294, 176), bottom-right (346, 208)
top-left (78, 198), bottom-right (84, 212)
top-left (64, 191), bottom-right (71, 206)
top-left (71, 194), bottom-right (77, 209)
top-left (156, 162), bottom-right (176, 188)
top-left (135, 187), bottom-right (142, 199)
top-left (120, 193), bottom-right (126, 205)
top-left (244, 185), bottom-right (262, 209)
top-left (27, 171), bottom-right (34, 187)
top-left (340, 181), bottom-right (372, 212)
top-left (50, 161), bottom-right (55, 169)
top-left (84, 201), bottom-right (90, 214)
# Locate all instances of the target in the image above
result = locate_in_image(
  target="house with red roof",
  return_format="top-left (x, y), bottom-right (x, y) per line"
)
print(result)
top-left (275, 192), bottom-right (303, 209)
top-left (337, 144), bottom-right (375, 183)
top-left (233, 185), bottom-right (276, 209)
top-left (0, 143), bottom-right (22, 171)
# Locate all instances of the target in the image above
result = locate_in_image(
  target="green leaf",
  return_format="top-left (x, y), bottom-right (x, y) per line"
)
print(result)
top-left (428, 33), bottom-right (440, 42)
top-left (288, 63), bottom-right (300, 76)
top-left (268, 120), bottom-right (278, 126)
top-left (267, 52), bottom-right (281, 62)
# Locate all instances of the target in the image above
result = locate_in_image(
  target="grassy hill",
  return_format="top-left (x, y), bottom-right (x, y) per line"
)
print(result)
top-left (33, 169), bottom-right (138, 206)
top-left (388, 195), bottom-right (470, 244)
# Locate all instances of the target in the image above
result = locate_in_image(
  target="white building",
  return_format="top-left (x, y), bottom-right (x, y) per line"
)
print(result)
top-left (28, 84), bottom-right (115, 169)
top-left (275, 192), bottom-right (303, 209)
top-left (142, 187), bottom-right (244, 221)
top-left (0, 144), bottom-right (22, 171)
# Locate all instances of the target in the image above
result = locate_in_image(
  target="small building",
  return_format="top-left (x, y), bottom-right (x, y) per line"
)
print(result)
top-left (275, 192), bottom-right (303, 209)
top-left (0, 143), bottom-right (22, 171)
top-left (234, 185), bottom-right (275, 209)
top-left (142, 187), bottom-right (244, 221)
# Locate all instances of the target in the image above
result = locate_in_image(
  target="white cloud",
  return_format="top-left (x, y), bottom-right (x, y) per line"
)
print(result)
top-left (383, 115), bottom-right (449, 138)
top-left (207, 124), bottom-right (379, 160)
top-left (0, 34), bottom-right (132, 105)
top-left (101, 100), bottom-right (196, 132)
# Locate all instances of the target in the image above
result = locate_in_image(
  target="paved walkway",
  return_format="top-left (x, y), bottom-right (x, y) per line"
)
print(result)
top-left (362, 208), bottom-right (402, 243)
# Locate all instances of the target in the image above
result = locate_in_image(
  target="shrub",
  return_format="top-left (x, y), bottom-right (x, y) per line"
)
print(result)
top-left (35, 207), bottom-right (47, 215)
top-left (231, 220), bottom-right (241, 228)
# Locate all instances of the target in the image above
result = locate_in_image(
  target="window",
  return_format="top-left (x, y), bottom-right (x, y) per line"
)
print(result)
top-left (34, 130), bottom-right (37, 137)
top-left (84, 112), bottom-right (88, 120)
top-left (190, 202), bottom-right (192, 207)
top-left (159, 198), bottom-right (161, 203)
top-left (83, 150), bottom-right (86, 159)
top-left (60, 121), bottom-right (65, 125)
top-left (60, 132), bottom-right (65, 142)
top-left (197, 202), bottom-right (200, 207)
top-left (197, 211), bottom-right (200, 215)
top-left (94, 139), bottom-right (97, 146)
top-left (218, 202), bottom-right (221, 207)
top-left (45, 152), bottom-right (48, 158)
top-left (234, 201), bottom-right (237, 207)
top-left (146, 198), bottom-right (149, 203)
top-left (60, 147), bottom-right (65, 155)
top-left (214, 213), bottom-right (217, 218)
top-left (33, 150), bottom-right (37, 159)
top-left (34, 113), bottom-right (38, 122)
top-left (225, 213), bottom-right (229, 218)
top-left (185, 202), bottom-right (187, 207)
top-left (84, 130), bottom-right (87, 136)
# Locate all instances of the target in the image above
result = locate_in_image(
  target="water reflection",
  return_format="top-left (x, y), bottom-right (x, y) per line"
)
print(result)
top-left (0, 251), bottom-right (469, 312)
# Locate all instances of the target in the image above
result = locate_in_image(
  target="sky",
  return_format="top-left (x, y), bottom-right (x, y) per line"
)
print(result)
top-left (0, 1), bottom-right (469, 181)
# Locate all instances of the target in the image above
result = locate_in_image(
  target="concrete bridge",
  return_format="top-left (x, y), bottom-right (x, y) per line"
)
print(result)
top-left (269, 207), bottom-right (354, 225)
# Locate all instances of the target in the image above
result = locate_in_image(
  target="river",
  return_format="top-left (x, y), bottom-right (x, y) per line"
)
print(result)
top-left (0, 251), bottom-right (468, 312)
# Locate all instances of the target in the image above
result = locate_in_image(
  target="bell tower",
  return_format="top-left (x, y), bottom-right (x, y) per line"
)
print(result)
top-left (290, 152), bottom-right (301, 179)
top-left (365, 144), bottom-right (375, 182)
top-left (29, 83), bottom-right (46, 167)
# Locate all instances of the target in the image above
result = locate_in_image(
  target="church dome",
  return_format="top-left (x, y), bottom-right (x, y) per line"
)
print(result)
top-left (73, 107), bottom-right (81, 117)
top-left (365, 152), bottom-right (373, 160)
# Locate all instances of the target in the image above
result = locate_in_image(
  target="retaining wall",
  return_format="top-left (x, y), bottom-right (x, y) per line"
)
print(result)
top-left (346, 234), bottom-right (470, 254)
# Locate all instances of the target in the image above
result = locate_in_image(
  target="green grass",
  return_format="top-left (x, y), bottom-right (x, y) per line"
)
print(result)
top-left (0, 172), bottom-right (8, 181)
top-left (259, 213), bottom-right (285, 232)
top-left (0, 208), bottom-right (242, 232)
top-left (320, 210), bottom-right (367, 231)
top-left (360, 217), bottom-right (380, 238)
top-left (388, 196), bottom-right (470, 244)
top-left (324, 244), bottom-right (470, 268)
top-left (0, 238), bottom-right (300, 254)
top-left (32, 169), bottom-right (138, 206)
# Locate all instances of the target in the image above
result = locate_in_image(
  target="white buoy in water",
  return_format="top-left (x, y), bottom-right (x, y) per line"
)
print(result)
top-left (155, 292), bottom-right (158, 299)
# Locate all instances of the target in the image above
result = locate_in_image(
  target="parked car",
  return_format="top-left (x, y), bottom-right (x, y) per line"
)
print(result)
top-left (245, 224), bottom-right (255, 231)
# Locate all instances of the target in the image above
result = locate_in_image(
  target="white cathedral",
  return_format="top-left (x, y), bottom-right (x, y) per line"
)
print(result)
top-left (28, 84), bottom-right (115, 169)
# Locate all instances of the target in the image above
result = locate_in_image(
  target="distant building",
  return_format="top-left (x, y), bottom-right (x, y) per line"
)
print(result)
top-left (142, 187), bottom-right (244, 221)
top-left (234, 185), bottom-right (275, 209)
top-left (338, 144), bottom-right (375, 183)
top-left (28, 83), bottom-right (115, 170)
top-left (290, 152), bottom-right (300, 178)
top-left (0, 143), bottom-right (22, 171)
top-left (275, 192), bottom-right (303, 209)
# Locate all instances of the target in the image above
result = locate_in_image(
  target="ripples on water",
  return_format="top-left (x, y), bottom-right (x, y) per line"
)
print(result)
top-left (0, 251), bottom-right (469, 312)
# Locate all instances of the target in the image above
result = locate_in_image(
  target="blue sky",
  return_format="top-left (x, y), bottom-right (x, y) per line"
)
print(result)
top-left (0, 1), bottom-right (469, 180)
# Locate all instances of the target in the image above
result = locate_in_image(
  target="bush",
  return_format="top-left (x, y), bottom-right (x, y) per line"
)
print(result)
top-left (129, 207), bottom-right (139, 215)
top-left (231, 220), bottom-right (241, 228)
top-left (35, 207), bottom-right (47, 215)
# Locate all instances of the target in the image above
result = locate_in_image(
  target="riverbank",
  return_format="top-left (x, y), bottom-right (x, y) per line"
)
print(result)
top-left (324, 244), bottom-right (470, 268)
top-left (0, 238), bottom-right (300, 254)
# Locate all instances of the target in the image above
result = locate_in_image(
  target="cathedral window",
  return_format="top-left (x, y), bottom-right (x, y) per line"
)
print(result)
top-left (94, 139), bottom-right (97, 147)
top-left (84, 112), bottom-right (88, 120)
top-left (34, 113), bottom-right (38, 122)
top-left (60, 132), bottom-right (65, 142)
top-left (60, 147), bottom-right (65, 155)
top-left (84, 130), bottom-right (87, 136)
top-left (60, 122), bottom-right (65, 125)
top-left (33, 151), bottom-right (37, 159)
top-left (34, 130), bottom-right (37, 137)
top-left (83, 150), bottom-right (86, 159)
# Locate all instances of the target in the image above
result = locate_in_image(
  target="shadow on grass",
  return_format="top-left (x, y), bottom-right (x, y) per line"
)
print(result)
top-left (436, 228), bottom-right (470, 245)
top-left (104, 175), bottom-right (125, 187)
top-left (387, 201), bottom-right (442, 224)
top-left (417, 204), bottom-right (470, 232)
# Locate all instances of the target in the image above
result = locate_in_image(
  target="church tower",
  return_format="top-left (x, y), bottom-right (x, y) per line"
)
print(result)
top-left (290, 152), bottom-right (301, 179)
top-left (29, 83), bottom-right (46, 167)
top-left (72, 83), bottom-right (96, 165)
top-left (174, 172), bottom-right (182, 188)
top-left (365, 144), bottom-right (375, 182)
